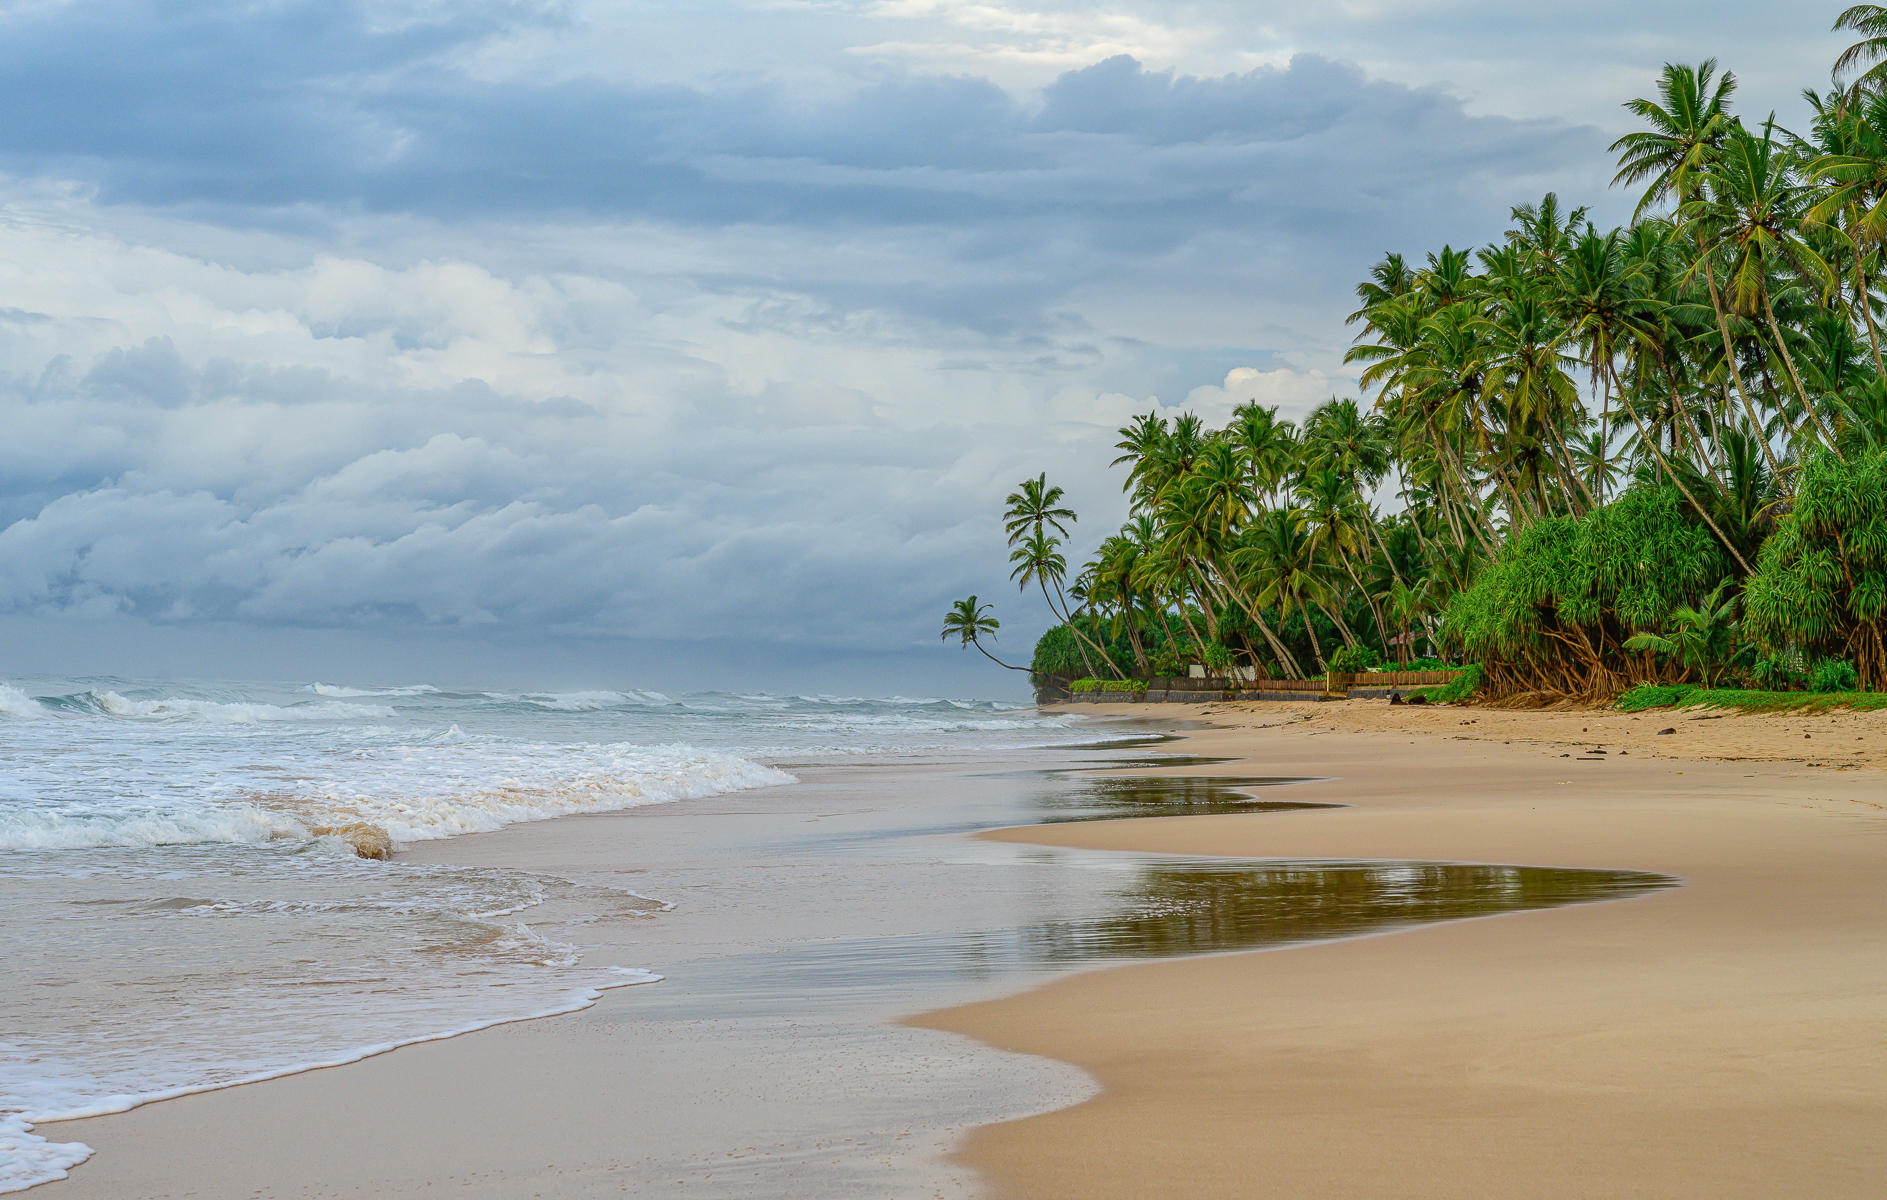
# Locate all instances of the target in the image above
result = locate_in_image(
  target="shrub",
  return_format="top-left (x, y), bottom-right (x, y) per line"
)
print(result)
top-left (1069, 678), bottom-right (1103, 693)
top-left (1441, 485), bottom-right (1728, 699)
top-left (1809, 658), bottom-right (1859, 693)
top-left (1201, 641), bottom-right (1235, 671)
top-left (1328, 645), bottom-right (1380, 674)
top-left (1747, 653), bottom-right (1803, 692)
top-left (1745, 449), bottom-right (1887, 690)
top-left (1417, 664), bottom-right (1483, 704)
top-left (1149, 649), bottom-right (1183, 678)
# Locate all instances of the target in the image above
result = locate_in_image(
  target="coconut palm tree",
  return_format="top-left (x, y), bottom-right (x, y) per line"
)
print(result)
top-left (941, 597), bottom-right (1029, 671)
top-left (1834, 5), bottom-right (1887, 96)
top-left (1611, 60), bottom-right (1739, 219)
top-left (1682, 123), bottom-right (1845, 456)
top-left (1004, 474), bottom-right (1121, 676)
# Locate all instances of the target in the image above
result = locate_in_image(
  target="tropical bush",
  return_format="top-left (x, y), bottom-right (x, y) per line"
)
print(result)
top-left (1418, 664), bottom-right (1483, 704)
top-left (1328, 645), bottom-right (1381, 674)
top-left (1443, 487), bottom-right (1727, 698)
top-left (1809, 658), bottom-right (1860, 692)
top-left (1744, 451), bottom-right (1887, 690)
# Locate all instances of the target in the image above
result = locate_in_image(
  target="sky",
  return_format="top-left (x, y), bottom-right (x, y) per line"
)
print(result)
top-left (0, 1), bottom-right (1858, 695)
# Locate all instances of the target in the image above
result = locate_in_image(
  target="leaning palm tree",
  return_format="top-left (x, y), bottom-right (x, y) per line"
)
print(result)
top-left (941, 597), bottom-right (1029, 671)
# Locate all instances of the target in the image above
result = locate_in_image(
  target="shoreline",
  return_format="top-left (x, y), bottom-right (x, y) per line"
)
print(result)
top-left (32, 700), bottom-right (1887, 1197)
top-left (914, 700), bottom-right (1887, 1197)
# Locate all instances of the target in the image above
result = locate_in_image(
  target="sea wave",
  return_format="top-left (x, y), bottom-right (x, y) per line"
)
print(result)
top-left (308, 683), bottom-right (442, 698)
top-left (45, 691), bottom-right (396, 725)
top-left (505, 690), bottom-right (674, 711)
top-left (0, 685), bottom-right (44, 721)
top-left (0, 744), bottom-right (793, 853)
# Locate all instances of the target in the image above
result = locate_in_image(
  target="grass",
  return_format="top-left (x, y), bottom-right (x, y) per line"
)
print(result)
top-left (1615, 683), bottom-right (1887, 713)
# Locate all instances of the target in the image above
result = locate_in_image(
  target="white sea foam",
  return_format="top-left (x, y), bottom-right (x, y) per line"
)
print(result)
top-left (0, 686), bottom-right (44, 721)
top-left (0, 806), bottom-right (301, 852)
top-left (90, 691), bottom-right (396, 724)
top-left (0, 1113), bottom-right (90, 1194)
top-left (508, 689), bottom-right (673, 710)
top-left (0, 740), bottom-right (792, 853)
top-left (308, 682), bottom-right (442, 698)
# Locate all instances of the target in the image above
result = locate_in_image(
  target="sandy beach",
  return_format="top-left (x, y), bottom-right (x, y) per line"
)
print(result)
top-left (38, 698), bottom-right (1887, 1197)
top-left (920, 700), bottom-right (1887, 1197)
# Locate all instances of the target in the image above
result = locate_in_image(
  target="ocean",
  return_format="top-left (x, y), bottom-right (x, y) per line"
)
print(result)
top-left (0, 676), bottom-right (1083, 1192)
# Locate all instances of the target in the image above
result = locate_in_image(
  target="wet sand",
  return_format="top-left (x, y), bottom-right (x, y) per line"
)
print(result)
top-left (917, 701), bottom-right (1887, 1198)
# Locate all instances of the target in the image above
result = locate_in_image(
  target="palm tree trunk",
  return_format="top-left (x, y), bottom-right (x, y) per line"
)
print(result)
top-left (1339, 551), bottom-right (1392, 654)
top-left (1608, 363), bottom-right (1755, 575)
top-left (1424, 413), bottom-right (1500, 553)
top-left (1041, 581), bottom-right (1101, 679)
top-left (1855, 253), bottom-right (1887, 379)
top-left (1205, 554), bottom-right (1305, 679)
top-left (973, 642), bottom-right (1031, 672)
top-left (1702, 264), bottom-right (1788, 477)
top-left (1761, 289), bottom-right (1845, 458)
top-left (1297, 594), bottom-right (1328, 673)
top-left (1047, 580), bottom-right (1124, 678)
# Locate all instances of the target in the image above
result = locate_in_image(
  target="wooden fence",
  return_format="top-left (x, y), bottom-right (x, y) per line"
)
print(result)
top-left (1051, 668), bottom-right (1462, 704)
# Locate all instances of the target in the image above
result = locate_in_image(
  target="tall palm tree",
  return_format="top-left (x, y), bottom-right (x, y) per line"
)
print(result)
top-left (1611, 60), bottom-right (1739, 218)
top-left (1004, 474), bottom-right (1121, 676)
top-left (1683, 123), bottom-right (1845, 456)
top-left (1236, 510), bottom-right (1335, 673)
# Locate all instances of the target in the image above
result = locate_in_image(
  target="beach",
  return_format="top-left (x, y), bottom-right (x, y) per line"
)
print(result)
top-left (922, 700), bottom-right (1887, 1197)
top-left (35, 697), bottom-right (1887, 1197)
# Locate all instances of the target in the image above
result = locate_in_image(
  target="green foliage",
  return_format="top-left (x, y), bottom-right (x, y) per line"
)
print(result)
top-left (1068, 678), bottom-right (1149, 694)
top-left (1328, 645), bottom-right (1381, 673)
top-left (1620, 580), bottom-right (1740, 686)
top-left (1201, 641), bottom-right (1235, 670)
top-left (1148, 648), bottom-right (1183, 677)
top-left (1745, 450), bottom-right (1887, 690)
top-left (1809, 658), bottom-right (1859, 693)
top-left (1382, 656), bottom-right (1449, 672)
top-left (1615, 683), bottom-right (1887, 713)
top-left (1443, 486), bottom-right (1728, 697)
top-left (1416, 664), bottom-right (1483, 704)
top-left (1747, 653), bottom-right (1803, 691)
top-left (1030, 624), bottom-right (1088, 678)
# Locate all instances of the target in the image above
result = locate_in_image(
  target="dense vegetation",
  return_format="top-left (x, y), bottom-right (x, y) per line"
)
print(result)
top-left (946, 11), bottom-right (1887, 704)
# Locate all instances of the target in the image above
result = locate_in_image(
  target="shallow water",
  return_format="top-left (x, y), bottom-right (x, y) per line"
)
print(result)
top-left (10, 690), bottom-right (1679, 1199)
top-left (633, 854), bottom-right (1670, 1014)
top-left (0, 677), bottom-right (1105, 1193)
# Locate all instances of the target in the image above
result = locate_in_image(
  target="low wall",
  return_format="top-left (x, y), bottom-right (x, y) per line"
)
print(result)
top-left (1060, 668), bottom-right (1461, 705)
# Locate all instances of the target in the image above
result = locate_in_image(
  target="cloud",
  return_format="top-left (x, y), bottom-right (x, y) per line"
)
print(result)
top-left (0, 1), bottom-right (1646, 670)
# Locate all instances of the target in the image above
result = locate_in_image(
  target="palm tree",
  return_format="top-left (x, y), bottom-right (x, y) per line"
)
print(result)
top-left (1611, 60), bottom-right (1739, 219)
top-left (1623, 581), bottom-right (1740, 685)
top-left (941, 597), bottom-right (1029, 671)
top-left (1236, 510), bottom-right (1335, 673)
top-left (1684, 123), bottom-right (1843, 455)
top-left (1834, 5), bottom-right (1887, 96)
top-left (1004, 474), bottom-right (1121, 676)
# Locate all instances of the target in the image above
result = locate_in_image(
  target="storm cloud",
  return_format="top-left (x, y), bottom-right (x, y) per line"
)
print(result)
top-left (0, 1), bottom-right (1846, 686)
